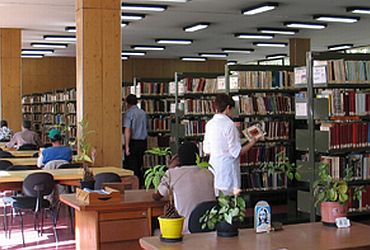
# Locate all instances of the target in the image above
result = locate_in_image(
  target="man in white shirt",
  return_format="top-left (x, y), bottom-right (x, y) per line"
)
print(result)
top-left (203, 94), bottom-right (260, 195)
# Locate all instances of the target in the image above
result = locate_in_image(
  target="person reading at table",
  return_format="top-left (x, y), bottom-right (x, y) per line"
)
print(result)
top-left (153, 141), bottom-right (215, 233)
top-left (0, 120), bottom-right (13, 142)
top-left (6, 120), bottom-right (41, 149)
top-left (37, 128), bottom-right (72, 168)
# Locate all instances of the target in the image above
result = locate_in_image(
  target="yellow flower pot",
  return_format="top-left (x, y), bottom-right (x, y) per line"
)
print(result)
top-left (158, 216), bottom-right (184, 240)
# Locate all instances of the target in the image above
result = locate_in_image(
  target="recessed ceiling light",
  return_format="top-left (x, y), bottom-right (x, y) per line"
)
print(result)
top-left (21, 54), bottom-right (44, 59)
top-left (65, 26), bottom-right (76, 33)
top-left (328, 44), bottom-right (354, 51)
top-left (347, 7), bottom-right (370, 15)
top-left (199, 53), bottom-right (228, 58)
top-left (284, 22), bottom-right (327, 29)
top-left (31, 43), bottom-right (68, 49)
top-left (22, 49), bottom-right (54, 55)
top-left (235, 33), bottom-right (274, 39)
top-left (253, 42), bottom-right (288, 47)
top-left (222, 48), bottom-right (254, 54)
top-left (242, 2), bottom-right (278, 15)
top-left (227, 61), bottom-right (237, 65)
top-left (156, 39), bottom-right (192, 45)
top-left (121, 3), bottom-right (167, 12)
top-left (131, 45), bottom-right (165, 51)
top-left (122, 56), bottom-right (129, 60)
top-left (313, 15), bottom-right (360, 23)
top-left (258, 27), bottom-right (298, 35)
top-left (121, 13), bottom-right (146, 21)
top-left (266, 53), bottom-right (287, 59)
top-left (181, 57), bottom-right (206, 62)
top-left (121, 22), bottom-right (129, 28)
top-left (44, 35), bottom-right (76, 42)
top-left (121, 51), bottom-right (146, 56)
top-left (183, 23), bottom-right (210, 32)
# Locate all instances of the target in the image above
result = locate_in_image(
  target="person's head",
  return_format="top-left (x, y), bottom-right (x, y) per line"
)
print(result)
top-left (178, 141), bottom-right (199, 166)
top-left (215, 94), bottom-right (235, 116)
top-left (0, 120), bottom-right (8, 128)
top-left (48, 128), bottom-right (62, 144)
top-left (22, 120), bottom-right (32, 130)
top-left (126, 94), bottom-right (138, 107)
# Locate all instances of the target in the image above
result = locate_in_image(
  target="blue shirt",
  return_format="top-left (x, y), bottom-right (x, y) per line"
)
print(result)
top-left (42, 146), bottom-right (72, 165)
top-left (123, 105), bottom-right (148, 140)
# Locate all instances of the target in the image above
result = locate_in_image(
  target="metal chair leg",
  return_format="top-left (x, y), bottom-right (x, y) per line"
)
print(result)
top-left (67, 206), bottom-right (74, 234)
top-left (40, 209), bottom-right (44, 236)
top-left (51, 208), bottom-right (59, 244)
top-left (3, 205), bottom-right (8, 238)
top-left (18, 209), bottom-right (25, 247)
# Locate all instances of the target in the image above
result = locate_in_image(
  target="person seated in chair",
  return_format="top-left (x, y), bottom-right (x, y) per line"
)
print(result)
top-left (37, 128), bottom-right (72, 168)
top-left (6, 120), bottom-right (41, 149)
top-left (153, 141), bottom-right (216, 233)
top-left (0, 120), bottom-right (13, 142)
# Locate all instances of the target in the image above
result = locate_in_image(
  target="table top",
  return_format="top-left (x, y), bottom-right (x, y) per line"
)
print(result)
top-left (5, 150), bottom-right (38, 157)
top-left (5, 157), bottom-right (38, 166)
top-left (0, 166), bottom-right (133, 183)
top-left (140, 222), bottom-right (370, 250)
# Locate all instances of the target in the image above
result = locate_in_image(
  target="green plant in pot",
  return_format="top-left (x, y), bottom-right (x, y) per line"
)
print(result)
top-left (200, 191), bottom-right (246, 237)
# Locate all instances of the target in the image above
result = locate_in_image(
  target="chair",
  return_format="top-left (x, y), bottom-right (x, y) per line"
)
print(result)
top-left (0, 160), bottom-right (13, 170)
top-left (18, 144), bottom-right (38, 151)
top-left (43, 160), bottom-right (69, 170)
top-left (58, 163), bottom-right (82, 169)
top-left (188, 200), bottom-right (218, 233)
top-left (3, 172), bottom-right (58, 246)
top-left (32, 152), bottom-right (39, 157)
top-left (6, 165), bottom-right (39, 171)
top-left (94, 172), bottom-right (121, 190)
top-left (0, 151), bottom-right (14, 158)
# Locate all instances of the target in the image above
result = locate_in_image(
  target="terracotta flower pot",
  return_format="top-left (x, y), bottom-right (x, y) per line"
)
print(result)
top-left (320, 202), bottom-right (347, 226)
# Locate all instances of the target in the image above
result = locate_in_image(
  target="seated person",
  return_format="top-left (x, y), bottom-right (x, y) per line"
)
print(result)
top-left (0, 120), bottom-right (13, 142)
top-left (153, 141), bottom-right (215, 233)
top-left (6, 120), bottom-right (41, 149)
top-left (37, 128), bottom-right (72, 168)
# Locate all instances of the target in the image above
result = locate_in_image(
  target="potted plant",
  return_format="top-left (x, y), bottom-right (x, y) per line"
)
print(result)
top-left (200, 191), bottom-right (246, 237)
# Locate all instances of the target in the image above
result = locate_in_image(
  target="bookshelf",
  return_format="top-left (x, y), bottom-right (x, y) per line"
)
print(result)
top-left (294, 52), bottom-right (370, 221)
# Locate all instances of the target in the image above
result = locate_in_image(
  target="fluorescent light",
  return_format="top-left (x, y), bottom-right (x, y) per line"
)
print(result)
top-left (21, 54), bottom-right (44, 59)
top-left (199, 53), bottom-right (228, 58)
top-left (156, 39), bottom-right (192, 45)
top-left (44, 35), bottom-right (76, 42)
top-left (235, 33), bottom-right (274, 39)
top-left (121, 56), bottom-right (129, 60)
top-left (121, 14), bottom-right (145, 21)
top-left (328, 44), bottom-right (354, 51)
top-left (284, 22), bottom-right (327, 29)
top-left (65, 26), bottom-right (76, 33)
top-left (31, 43), bottom-right (68, 49)
top-left (184, 23), bottom-right (209, 32)
top-left (181, 57), bottom-right (206, 62)
top-left (258, 28), bottom-right (298, 35)
top-left (132, 45), bottom-right (165, 51)
top-left (253, 42), bottom-right (287, 47)
top-left (121, 22), bottom-right (129, 28)
top-left (222, 48), bottom-right (254, 54)
top-left (121, 3), bottom-right (167, 12)
top-left (227, 61), bottom-right (237, 65)
top-left (266, 53), bottom-right (287, 59)
top-left (22, 49), bottom-right (54, 55)
top-left (121, 51), bottom-right (146, 56)
top-left (242, 2), bottom-right (279, 15)
top-left (314, 15), bottom-right (360, 23)
top-left (347, 7), bottom-right (370, 15)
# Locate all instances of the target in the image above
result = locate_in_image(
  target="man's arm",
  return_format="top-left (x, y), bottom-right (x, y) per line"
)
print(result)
top-left (124, 127), bottom-right (131, 156)
top-left (6, 133), bottom-right (17, 148)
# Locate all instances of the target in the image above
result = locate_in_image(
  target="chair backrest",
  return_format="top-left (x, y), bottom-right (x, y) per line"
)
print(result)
top-left (23, 172), bottom-right (55, 197)
top-left (94, 172), bottom-right (121, 189)
top-left (18, 144), bottom-right (38, 151)
top-left (32, 152), bottom-right (39, 157)
top-left (0, 151), bottom-right (14, 158)
top-left (58, 163), bottom-right (82, 169)
top-left (188, 200), bottom-right (218, 233)
top-left (43, 160), bottom-right (69, 170)
top-left (7, 165), bottom-right (39, 171)
top-left (0, 159), bottom-right (13, 170)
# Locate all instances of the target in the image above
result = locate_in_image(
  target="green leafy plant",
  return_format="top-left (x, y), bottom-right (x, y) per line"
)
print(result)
top-left (144, 147), bottom-right (171, 191)
top-left (261, 151), bottom-right (302, 181)
top-left (196, 154), bottom-right (212, 169)
top-left (200, 192), bottom-right (246, 230)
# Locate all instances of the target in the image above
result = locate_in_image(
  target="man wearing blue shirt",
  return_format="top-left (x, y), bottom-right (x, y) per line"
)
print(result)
top-left (123, 94), bottom-right (148, 186)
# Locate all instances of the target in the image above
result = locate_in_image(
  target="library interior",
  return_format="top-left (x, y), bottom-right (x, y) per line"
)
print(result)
top-left (0, 0), bottom-right (370, 249)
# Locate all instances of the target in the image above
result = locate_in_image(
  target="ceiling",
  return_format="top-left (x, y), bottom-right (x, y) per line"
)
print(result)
top-left (0, 0), bottom-right (369, 63)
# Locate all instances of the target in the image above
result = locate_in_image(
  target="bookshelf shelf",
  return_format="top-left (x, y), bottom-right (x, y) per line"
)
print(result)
top-left (231, 88), bottom-right (299, 94)
top-left (313, 83), bottom-right (370, 89)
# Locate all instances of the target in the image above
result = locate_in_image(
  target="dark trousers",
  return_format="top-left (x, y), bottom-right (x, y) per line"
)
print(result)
top-left (125, 139), bottom-right (147, 187)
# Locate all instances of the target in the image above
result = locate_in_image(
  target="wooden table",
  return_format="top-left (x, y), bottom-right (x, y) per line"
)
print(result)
top-left (5, 157), bottom-right (37, 166)
top-left (140, 222), bottom-right (370, 250)
top-left (60, 189), bottom-right (166, 250)
top-left (5, 150), bottom-right (38, 158)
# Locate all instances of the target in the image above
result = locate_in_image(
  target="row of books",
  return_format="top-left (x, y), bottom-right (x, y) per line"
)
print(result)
top-left (148, 118), bottom-right (171, 132)
top-left (22, 105), bottom-right (42, 113)
top-left (181, 119), bottom-right (208, 137)
top-left (147, 135), bottom-right (170, 149)
top-left (233, 70), bottom-right (294, 90)
top-left (137, 82), bottom-right (172, 96)
top-left (240, 145), bottom-right (288, 167)
top-left (348, 186), bottom-right (370, 211)
top-left (143, 154), bottom-right (167, 169)
top-left (22, 94), bottom-right (42, 104)
top-left (241, 170), bottom-right (287, 191)
top-left (320, 122), bottom-right (370, 149)
top-left (22, 114), bottom-right (42, 123)
top-left (183, 99), bottom-right (216, 115)
top-left (236, 94), bottom-right (294, 115)
top-left (240, 120), bottom-right (290, 141)
top-left (139, 99), bottom-right (174, 114)
top-left (41, 90), bottom-right (76, 102)
top-left (180, 77), bottom-right (219, 94)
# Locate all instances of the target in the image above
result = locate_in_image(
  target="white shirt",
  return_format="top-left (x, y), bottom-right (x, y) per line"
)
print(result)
top-left (203, 114), bottom-right (241, 193)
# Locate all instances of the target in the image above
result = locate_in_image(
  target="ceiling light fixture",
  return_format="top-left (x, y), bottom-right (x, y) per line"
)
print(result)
top-left (328, 44), bottom-right (354, 51)
top-left (31, 43), bottom-right (68, 49)
top-left (284, 22), bottom-right (327, 29)
top-left (313, 15), bottom-right (360, 23)
top-left (253, 42), bottom-right (288, 47)
top-left (121, 22), bottom-right (129, 28)
top-left (121, 51), bottom-right (146, 56)
top-left (183, 23), bottom-right (210, 32)
top-left (227, 61), bottom-right (237, 66)
top-left (121, 13), bottom-right (146, 21)
top-left (21, 49), bottom-right (54, 55)
top-left (181, 57), bottom-right (206, 62)
top-left (222, 48), bottom-right (254, 54)
top-left (121, 3), bottom-right (167, 12)
top-left (266, 53), bottom-right (287, 59)
top-left (65, 26), bottom-right (76, 33)
top-left (235, 33), bottom-right (274, 39)
top-left (258, 27), bottom-right (298, 35)
top-left (156, 39), bottom-right (192, 45)
top-left (199, 53), bottom-right (228, 58)
top-left (44, 35), bottom-right (76, 42)
top-left (347, 7), bottom-right (370, 15)
top-left (21, 54), bottom-right (44, 59)
top-left (242, 2), bottom-right (279, 15)
top-left (131, 45), bottom-right (165, 51)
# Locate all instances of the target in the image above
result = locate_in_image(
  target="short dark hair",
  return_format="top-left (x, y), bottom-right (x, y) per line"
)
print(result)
top-left (23, 120), bottom-right (31, 129)
top-left (215, 94), bottom-right (235, 113)
top-left (178, 141), bottom-right (199, 166)
top-left (51, 134), bottom-right (62, 143)
top-left (126, 94), bottom-right (138, 105)
top-left (0, 120), bottom-right (8, 127)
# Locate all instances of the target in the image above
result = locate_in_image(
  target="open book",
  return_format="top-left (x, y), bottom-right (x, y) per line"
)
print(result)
top-left (242, 123), bottom-right (266, 142)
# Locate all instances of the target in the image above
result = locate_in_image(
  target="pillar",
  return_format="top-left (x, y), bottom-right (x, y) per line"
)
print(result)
top-left (289, 38), bottom-right (311, 66)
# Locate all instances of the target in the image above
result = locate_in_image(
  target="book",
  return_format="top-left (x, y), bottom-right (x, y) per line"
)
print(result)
top-left (242, 123), bottom-right (266, 141)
